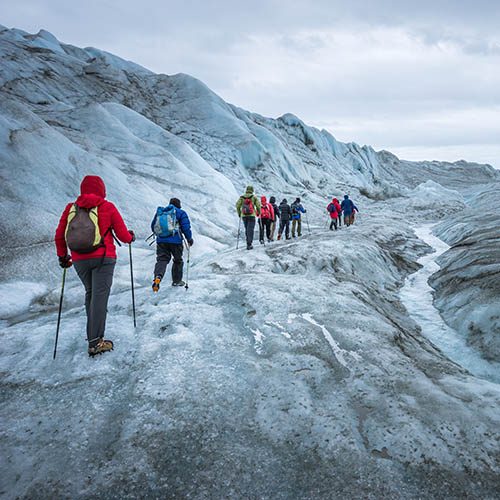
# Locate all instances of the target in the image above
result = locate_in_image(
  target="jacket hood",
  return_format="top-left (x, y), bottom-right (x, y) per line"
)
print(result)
top-left (269, 196), bottom-right (276, 203)
top-left (261, 196), bottom-right (267, 204)
top-left (80, 175), bottom-right (106, 198)
top-left (344, 195), bottom-right (349, 199)
top-left (333, 198), bottom-right (339, 203)
top-left (280, 199), bottom-right (287, 204)
top-left (244, 186), bottom-right (254, 195)
top-left (76, 176), bottom-right (106, 208)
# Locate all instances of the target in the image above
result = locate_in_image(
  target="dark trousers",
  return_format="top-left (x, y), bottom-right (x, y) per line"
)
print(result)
top-left (279, 218), bottom-right (290, 237)
top-left (243, 217), bottom-right (256, 247)
top-left (329, 218), bottom-right (338, 230)
top-left (74, 258), bottom-right (116, 347)
top-left (259, 218), bottom-right (272, 241)
top-left (154, 242), bottom-right (184, 282)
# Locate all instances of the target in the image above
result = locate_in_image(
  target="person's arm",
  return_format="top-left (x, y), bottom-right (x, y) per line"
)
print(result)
top-left (300, 204), bottom-right (306, 213)
top-left (109, 203), bottom-right (134, 244)
top-left (236, 197), bottom-right (242, 217)
top-left (178, 210), bottom-right (193, 242)
top-left (54, 203), bottom-right (73, 257)
top-left (254, 196), bottom-right (261, 216)
top-left (151, 214), bottom-right (157, 233)
top-left (353, 203), bottom-right (359, 212)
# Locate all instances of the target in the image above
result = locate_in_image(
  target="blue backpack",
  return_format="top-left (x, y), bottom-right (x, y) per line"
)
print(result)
top-left (153, 205), bottom-right (179, 238)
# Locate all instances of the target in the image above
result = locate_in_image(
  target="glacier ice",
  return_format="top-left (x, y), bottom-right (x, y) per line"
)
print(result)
top-left (1, 27), bottom-right (500, 499)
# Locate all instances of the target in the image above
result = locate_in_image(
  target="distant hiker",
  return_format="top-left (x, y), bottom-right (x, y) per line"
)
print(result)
top-left (236, 186), bottom-right (261, 250)
top-left (269, 196), bottom-right (280, 241)
top-left (327, 197), bottom-right (342, 230)
top-left (55, 175), bottom-right (135, 357)
top-left (151, 197), bottom-right (193, 291)
top-left (341, 195), bottom-right (359, 226)
top-left (290, 197), bottom-right (306, 237)
top-left (258, 196), bottom-right (274, 243)
top-left (277, 199), bottom-right (292, 240)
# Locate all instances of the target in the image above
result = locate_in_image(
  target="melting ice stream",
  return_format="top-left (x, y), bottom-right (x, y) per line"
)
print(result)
top-left (400, 224), bottom-right (500, 384)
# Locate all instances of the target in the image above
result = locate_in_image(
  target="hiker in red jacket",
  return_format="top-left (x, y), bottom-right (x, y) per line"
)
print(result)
top-left (55, 175), bottom-right (135, 357)
top-left (258, 196), bottom-right (274, 243)
top-left (326, 197), bottom-right (342, 231)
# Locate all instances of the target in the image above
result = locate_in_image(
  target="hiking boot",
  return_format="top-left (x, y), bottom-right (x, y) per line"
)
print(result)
top-left (298, 233), bottom-right (302, 236)
top-left (247, 244), bottom-right (253, 250)
top-left (277, 234), bottom-right (281, 240)
top-left (286, 236), bottom-right (291, 240)
top-left (259, 239), bottom-right (264, 244)
top-left (152, 276), bottom-right (162, 292)
top-left (292, 234), bottom-right (295, 238)
top-left (88, 339), bottom-right (114, 357)
top-left (172, 280), bottom-right (185, 287)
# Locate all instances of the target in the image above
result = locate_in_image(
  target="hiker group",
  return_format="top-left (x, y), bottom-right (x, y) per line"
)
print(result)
top-left (236, 186), bottom-right (307, 250)
top-left (236, 186), bottom-right (358, 250)
top-left (326, 195), bottom-right (358, 231)
top-left (55, 176), bottom-right (359, 358)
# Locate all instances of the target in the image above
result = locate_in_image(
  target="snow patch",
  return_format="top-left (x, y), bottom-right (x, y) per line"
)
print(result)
top-left (288, 313), bottom-right (361, 367)
top-left (0, 282), bottom-right (48, 318)
top-left (251, 328), bottom-right (266, 353)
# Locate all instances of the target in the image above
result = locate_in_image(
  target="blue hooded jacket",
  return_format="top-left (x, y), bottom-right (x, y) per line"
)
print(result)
top-left (151, 205), bottom-right (192, 244)
top-left (291, 201), bottom-right (306, 220)
top-left (340, 195), bottom-right (358, 216)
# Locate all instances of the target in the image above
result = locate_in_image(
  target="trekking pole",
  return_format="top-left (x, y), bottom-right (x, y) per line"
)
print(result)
top-left (129, 243), bottom-right (136, 328)
top-left (182, 233), bottom-right (190, 290)
top-left (236, 216), bottom-right (241, 249)
top-left (53, 268), bottom-right (67, 360)
top-left (305, 213), bottom-right (311, 234)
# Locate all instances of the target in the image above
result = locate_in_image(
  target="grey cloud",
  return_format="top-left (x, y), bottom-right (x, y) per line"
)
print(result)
top-left (2, 0), bottom-right (499, 164)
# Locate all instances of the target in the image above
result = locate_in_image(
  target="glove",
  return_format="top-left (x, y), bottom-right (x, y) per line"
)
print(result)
top-left (58, 255), bottom-right (72, 268)
top-left (188, 239), bottom-right (194, 247)
top-left (129, 230), bottom-right (136, 242)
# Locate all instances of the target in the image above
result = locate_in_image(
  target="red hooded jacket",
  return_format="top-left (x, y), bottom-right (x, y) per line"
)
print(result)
top-left (259, 196), bottom-right (274, 220)
top-left (327, 198), bottom-right (342, 219)
top-left (55, 175), bottom-right (133, 261)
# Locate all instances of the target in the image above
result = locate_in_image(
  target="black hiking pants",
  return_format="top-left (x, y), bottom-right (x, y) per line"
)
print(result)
top-left (259, 218), bottom-right (272, 242)
top-left (154, 242), bottom-right (184, 283)
top-left (329, 218), bottom-right (338, 230)
top-left (279, 218), bottom-right (290, 238)
top-left (243, 216), bottom-right (256, 247)
top-left (74, 258), bottom-right (116, 348)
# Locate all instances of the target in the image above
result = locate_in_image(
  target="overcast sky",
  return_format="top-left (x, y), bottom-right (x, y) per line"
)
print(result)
top-left (3, 0), bottom-right (500, 167)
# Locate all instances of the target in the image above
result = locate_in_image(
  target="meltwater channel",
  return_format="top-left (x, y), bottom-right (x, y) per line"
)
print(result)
top-left (400, 224), bottom-right (500, 384)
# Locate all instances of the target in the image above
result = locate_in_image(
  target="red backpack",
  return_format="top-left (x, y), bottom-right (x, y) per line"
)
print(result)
top-left (241, 196), bottom-right (254, 216)
top-left (261, 203), bottom-right (271, 219)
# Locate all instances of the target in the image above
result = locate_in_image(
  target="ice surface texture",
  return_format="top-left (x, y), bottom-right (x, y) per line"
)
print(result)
top-left (1, 27), bottom-right (500, 499)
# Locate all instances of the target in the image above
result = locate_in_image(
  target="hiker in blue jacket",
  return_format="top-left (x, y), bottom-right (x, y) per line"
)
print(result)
top-left (151, 197), bottom-right (193, 291)
top-left (290, 197), bottom-right (306, 237)
top-left (340, 195), bottom-right (359, 226)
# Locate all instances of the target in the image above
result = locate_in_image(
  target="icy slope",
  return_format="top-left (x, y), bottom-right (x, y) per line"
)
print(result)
top-left (2, 26), bottom-right (498, 281)
top-left (429, 184), bottom-right (500, 361)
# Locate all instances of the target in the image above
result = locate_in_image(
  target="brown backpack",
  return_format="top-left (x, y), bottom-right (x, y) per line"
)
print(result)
top-left (65, 204), bottom-right (110, 253)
